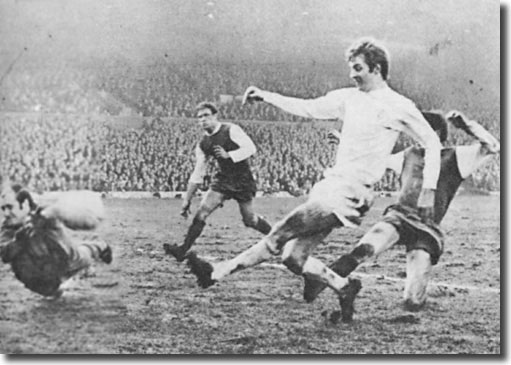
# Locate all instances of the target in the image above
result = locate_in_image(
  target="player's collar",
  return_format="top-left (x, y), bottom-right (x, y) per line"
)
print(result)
top-left (204, 123), bottom-right (222, 136)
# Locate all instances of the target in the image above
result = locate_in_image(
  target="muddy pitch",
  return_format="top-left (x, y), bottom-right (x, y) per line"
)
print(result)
top-left (0, 194), bottom-right (500, 354)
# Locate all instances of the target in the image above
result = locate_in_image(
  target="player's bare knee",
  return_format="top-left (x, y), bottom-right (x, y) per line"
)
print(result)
top-left (197, 197), bottom-right (221, 220)
top-left (265, 223), bottom-right (296, 252)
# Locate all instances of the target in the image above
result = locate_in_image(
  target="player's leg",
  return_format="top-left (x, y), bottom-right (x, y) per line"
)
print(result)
top-left (219, 201), bottom-right (340, 278)
top-left (446, 110), bottom-right (500, 154)
top-left (187, 201), bottom-right (341, 288)
top-left (283, 236), bottom-right (362, 322)
top-left (303, 221), bottom-right (400, 303)
top-left (281, 232), bottom-right (329, 275)
top-left (333, 221), bottom-right (401, 276)
top-left (164, 189), bottom-right (225, 261)
top-left (284, 234), bottom-right (353, 294)
top-left (403, 248), bottom-right (432, 311)
top-left (184, 189), bottom-right (225, 249)
top-left (238, 199), bottom-right (272, 235)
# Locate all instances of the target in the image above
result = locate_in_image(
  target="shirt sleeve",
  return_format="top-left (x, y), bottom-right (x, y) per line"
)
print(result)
top-left (261, 89), bottom-right (347, 120)
top-left (189, 144), bottom-right (208, 184)
top-left (397, 103), bottom-right (442, 189)
top-left (228, 124), bottom-right (257, 162)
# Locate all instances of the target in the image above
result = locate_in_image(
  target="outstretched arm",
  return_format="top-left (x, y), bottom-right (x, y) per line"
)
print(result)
top-left (446, 110), bottom-right (500, 179)
top-left (243, 86), bottom-right (346, 120)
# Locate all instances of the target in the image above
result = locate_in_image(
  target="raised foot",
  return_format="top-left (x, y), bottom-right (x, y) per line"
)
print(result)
top-left (446, 110), bottom-right (469, 130)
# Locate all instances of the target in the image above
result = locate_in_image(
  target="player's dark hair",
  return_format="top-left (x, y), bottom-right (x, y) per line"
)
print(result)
top-left (195, 102), bottom-right (218, 115)
top-left (11, 184), bottom-right (23, 193)
top-left (422, 112), bottom-right (448, 143)
top-left (346, 37), bottom-right (390, 80)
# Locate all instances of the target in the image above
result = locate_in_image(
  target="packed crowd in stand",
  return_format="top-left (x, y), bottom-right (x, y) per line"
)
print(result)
top-left (0, 61), bottom-right (500, 194)
top-left (0, 61), bottom-right (349, 121)
top-left (0, 113), bottom-right (338, 194)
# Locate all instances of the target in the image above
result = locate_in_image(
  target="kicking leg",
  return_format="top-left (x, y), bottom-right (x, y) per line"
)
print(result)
top-left (403, 248), bottom-right (432, 311)
top-left (446, 110), bottom-right (500, 154)
top-left (283, 233), bottom-right (352, 293)
top-left (187, 238), bottom-right (274, 288)
top-left (164, 189), bottom-right (225, 262)
top-left (187, 201), bottom-right (340, 288)
top-left (334, 221), bottom-right (401, 276)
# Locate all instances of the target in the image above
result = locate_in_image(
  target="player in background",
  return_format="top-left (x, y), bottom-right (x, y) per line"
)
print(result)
top-left (164, 102), bottom-right (272, 262)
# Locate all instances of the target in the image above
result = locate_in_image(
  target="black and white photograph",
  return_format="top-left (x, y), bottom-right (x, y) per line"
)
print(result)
top-left (0, 0), bottom-right (502, 355)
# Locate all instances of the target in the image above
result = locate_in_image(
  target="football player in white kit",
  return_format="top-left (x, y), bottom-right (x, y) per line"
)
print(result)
top-left (303, 110), bottom-right (500, 312)
top-left (187, 37), bottom-right (442, 322)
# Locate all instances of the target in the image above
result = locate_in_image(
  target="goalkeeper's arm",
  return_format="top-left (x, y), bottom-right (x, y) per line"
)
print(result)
top-left (40, 191), bottom-right (105, 231)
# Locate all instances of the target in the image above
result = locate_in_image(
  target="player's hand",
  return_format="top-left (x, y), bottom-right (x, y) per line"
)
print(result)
top-left (213, 145), bottom-right (229, 159)
top-left (242, 86), bottom-right (265, 105)
top-left (446, 110), bottom-right (468, 129)
top-left (327, 129), bottom-right (341, 145)
top-left (15, 189), bottom-right (37, 211)
top-left (417, 188), bottom-right (435, 222)
top-left (181, 200), bottom-right (192, 218)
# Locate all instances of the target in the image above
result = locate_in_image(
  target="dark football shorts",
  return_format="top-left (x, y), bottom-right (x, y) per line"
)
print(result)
top-left (382, 205), bottom-right (444, 265)
top-left (210, 172), bottom-right (257, 203)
